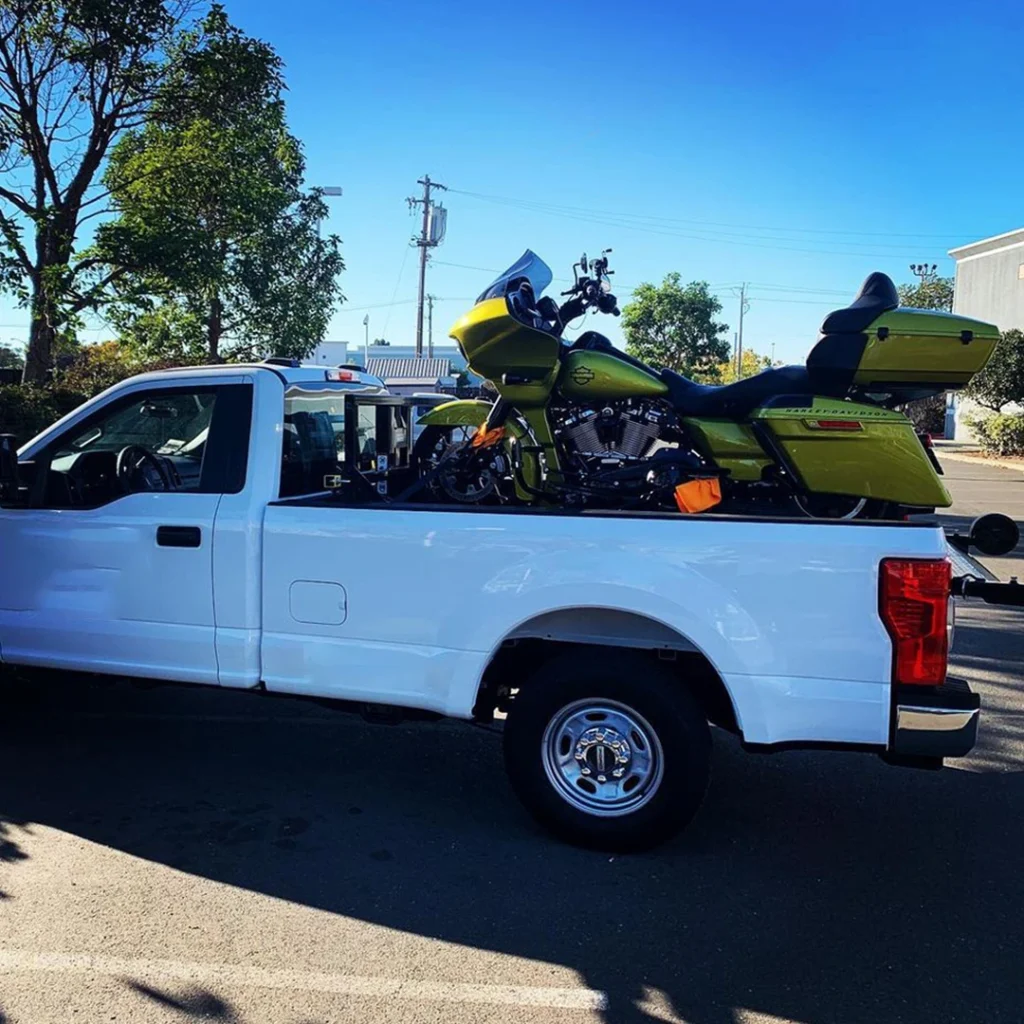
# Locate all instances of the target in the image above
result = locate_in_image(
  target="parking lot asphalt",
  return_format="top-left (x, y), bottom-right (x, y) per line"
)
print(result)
top-left (1, 455), bottom-right (1023, 1024)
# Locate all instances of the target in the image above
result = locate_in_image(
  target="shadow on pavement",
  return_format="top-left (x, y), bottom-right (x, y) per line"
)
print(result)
top-left (2, 629), bottom-right (1024, 1024)
top-left (125, 981), bottom-right (239, 1022)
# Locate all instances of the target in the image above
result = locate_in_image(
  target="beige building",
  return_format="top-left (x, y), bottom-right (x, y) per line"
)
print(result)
top-left (948, 228), bottom-right (1024, 438)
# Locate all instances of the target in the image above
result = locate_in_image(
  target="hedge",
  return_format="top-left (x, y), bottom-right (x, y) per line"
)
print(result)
top-left (0, 385), bottom-right (85, 447)
top-left (968, 413), bottom-right (1024, 456)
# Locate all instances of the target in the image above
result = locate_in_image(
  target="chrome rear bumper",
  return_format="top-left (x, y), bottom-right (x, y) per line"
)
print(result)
top-left (892, 677), bottom-right (979, 759)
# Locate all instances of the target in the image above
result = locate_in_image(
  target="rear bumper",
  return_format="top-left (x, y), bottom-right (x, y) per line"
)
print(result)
top-left (891, 677), bottom-right (979, 759)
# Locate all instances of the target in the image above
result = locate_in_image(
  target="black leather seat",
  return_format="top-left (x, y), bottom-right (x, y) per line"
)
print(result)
top-left (660, 365), bottom-right (816, 418)
top-left (819, 271), bottom-right (899, 334)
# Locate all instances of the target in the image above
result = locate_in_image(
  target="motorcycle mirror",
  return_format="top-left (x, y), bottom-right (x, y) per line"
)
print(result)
top-left (969, 513), bottom-right (1020, 557)
top-left (579, 253), bottom-right (588, 273)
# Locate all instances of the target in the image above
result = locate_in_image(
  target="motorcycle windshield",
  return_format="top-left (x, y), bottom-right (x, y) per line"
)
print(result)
top-left (476, 250), bottom-right (553, 303)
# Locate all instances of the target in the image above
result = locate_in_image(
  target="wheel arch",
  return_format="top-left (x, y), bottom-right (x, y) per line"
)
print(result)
top-left (474, 606), bottom-right (741, 736)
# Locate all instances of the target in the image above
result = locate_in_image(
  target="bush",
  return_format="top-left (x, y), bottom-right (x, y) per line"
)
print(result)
top-left (0, 384), bottom-right (85, 447)
top-left (901, 394), bottom-right (946, 436)
top-left (968, 413), bottom-right (1024, 456)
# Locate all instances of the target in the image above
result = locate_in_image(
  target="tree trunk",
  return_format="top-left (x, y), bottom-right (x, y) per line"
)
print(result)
top-left (21, 220), bottom-right (74, 385)
top-left (207, 294), bottom-right (222, 361)
top-left (22, 286), bottom-right (57, 385)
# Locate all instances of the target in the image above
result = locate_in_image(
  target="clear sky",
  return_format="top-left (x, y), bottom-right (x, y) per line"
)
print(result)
top-left (3, 0), bottom-right (1023, 365)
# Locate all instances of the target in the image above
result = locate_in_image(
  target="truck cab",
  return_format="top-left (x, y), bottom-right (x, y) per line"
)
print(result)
top-left (0, 362), bottom-right (383, 687)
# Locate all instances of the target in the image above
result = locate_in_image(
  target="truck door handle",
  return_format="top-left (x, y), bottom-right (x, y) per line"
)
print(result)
top-left (157, 525), bottom-right (201, 548)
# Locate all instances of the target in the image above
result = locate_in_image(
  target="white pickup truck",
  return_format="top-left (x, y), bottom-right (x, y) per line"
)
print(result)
top-left (0, 362), bottom-right (983, 850)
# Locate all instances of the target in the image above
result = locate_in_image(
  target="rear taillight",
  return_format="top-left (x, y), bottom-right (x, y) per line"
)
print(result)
top-left (879, 558), bottom-right (951, 685)
top-left (805, 419), bottom-right (864, 431)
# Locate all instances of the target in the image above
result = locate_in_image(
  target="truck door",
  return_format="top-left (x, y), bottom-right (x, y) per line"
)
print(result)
top-left (0, 379), bottom-right (252, 684)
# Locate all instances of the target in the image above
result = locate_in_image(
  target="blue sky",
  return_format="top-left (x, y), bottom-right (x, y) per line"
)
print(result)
top-left (3, 0), bottom-right (1023, 365)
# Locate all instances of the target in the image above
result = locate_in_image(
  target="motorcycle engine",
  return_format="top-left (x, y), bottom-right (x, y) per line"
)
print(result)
top-left (559, 403), bottom-right (665, 464)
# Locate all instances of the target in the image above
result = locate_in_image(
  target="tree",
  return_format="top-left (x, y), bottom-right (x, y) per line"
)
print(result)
top-left (896, 272), bottom-right (956, 434)
top-left (897, 276), bottom-right (954, 312)
top-left (0, 0), bottom-right (198, 383)
top-left (964, 329), bottom-right (1024, 412)
top-left (95, 8), bottom-right (343, 363)
top-left (0, 342), bottom-right (24, 370)
top-left (623, 275), bottom-right (729, 381)
top-left (716, 348), bottom-right (771, 384)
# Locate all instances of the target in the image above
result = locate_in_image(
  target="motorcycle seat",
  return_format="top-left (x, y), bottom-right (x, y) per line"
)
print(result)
top-left (818, 271), bottom-right (899, 334)
top-left (661, 365), bottom-right (816, 418)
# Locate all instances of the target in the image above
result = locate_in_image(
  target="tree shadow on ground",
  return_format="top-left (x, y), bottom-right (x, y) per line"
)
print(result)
top-left (124, 981), bottom-right (239, 1021)
top-left (2, 611), bottom-right (1023, 1024)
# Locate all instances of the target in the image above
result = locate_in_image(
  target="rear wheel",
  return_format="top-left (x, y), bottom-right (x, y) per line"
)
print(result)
top-left (792, 494), bottom-right (899, 520)
top-left (503, 651), bottom-right (711, 852)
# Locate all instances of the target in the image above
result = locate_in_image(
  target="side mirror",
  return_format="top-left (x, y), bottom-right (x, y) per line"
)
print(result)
top-left (0, 433), bottom-right (19, 502)
top-left (579, 253), bottom-right (588, 274)
top-left (970, 513), bottom-right (1019, 557)
top-left (536, 296), bottom-right (560, 323)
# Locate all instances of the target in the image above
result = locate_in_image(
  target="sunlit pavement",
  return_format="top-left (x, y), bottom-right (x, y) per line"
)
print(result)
top-left (1, 457), bottom-right (1022, 1024)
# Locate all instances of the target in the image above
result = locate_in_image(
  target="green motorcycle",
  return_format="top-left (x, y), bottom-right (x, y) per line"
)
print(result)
top-left (414, 250), bottom-right (998, 518)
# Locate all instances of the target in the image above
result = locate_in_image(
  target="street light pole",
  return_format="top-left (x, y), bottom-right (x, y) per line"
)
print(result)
top-left (315, 186), bottom-right (343, 239)
top-left (363, 314), bottom-right (369, 365)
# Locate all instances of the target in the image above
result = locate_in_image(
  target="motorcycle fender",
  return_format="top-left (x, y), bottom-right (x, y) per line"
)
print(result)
top-left (416, 400), bottom-right (540, 500)
top-left (416, 399), bottom-right (492, 428)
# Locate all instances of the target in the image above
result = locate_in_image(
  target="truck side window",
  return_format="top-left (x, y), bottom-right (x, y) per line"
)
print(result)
top-left (30, 383), bottom-right (252, 508)
top-left (280, 385), bottom-right (366, 497)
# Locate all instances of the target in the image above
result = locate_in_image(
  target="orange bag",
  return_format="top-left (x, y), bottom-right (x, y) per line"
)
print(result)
top-left (674, 477), bottom-right (722, 514)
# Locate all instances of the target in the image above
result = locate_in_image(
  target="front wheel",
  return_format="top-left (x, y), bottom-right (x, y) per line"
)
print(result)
top-left (503, 651), bottom-right (711, 852)
top-left (411, 425), bottom-right (509, 504)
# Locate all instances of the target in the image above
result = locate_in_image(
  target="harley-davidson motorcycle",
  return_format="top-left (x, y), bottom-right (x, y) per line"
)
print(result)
top-left (413, 250), bottom-right (999, 518)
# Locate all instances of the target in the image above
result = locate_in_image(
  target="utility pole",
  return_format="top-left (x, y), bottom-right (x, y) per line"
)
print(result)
top-left (363, 314), bottom-right (369, 365)
top-left (408, 175), bottom-right (447, 358)
top-left (427, 295), bottom-right (435, 359)
top-left (734, 283), bottom-right (750, 378)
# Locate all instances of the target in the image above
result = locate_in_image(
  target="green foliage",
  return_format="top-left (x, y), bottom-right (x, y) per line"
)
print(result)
top-left (623, 275), bottom-right (730, 381)
top-left (964, 329), bottom-right (1024, 412)
top-left (95, 8), bottom-right (344, 362)
top-left (902, 394), bottom-right (946, 435)
top-left (0, 0), bottom-right (197, 382)
top-left (968, 413), bottom-right (1024, 456)
top-left (0, 338), bottom-right (198, 444)
top-left (716, 348), bottom-right (771, 385)
top-left (0, 385), bottom-right (82, 446)
top-left (897, 277), bottom-right (954, 312)
top-left (0, 344), bottom-right (24, 370)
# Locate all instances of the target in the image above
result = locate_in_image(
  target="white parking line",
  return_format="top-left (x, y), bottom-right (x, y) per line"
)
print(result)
top-left (72, 712), bottom-right (343, 725)
top-left (0, 949), bottom-right (608, 1012)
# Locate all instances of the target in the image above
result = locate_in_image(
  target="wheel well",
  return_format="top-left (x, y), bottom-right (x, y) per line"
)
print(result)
top-left (475, 623), bottom-right (739, 737)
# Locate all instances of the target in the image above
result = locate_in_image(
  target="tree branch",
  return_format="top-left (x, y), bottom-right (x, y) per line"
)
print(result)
top-left (0, 211), bottom-right (33, 274)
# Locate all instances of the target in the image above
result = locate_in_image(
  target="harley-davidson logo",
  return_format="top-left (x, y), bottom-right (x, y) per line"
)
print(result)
top-left (571, 364), bottom-right (595, 386)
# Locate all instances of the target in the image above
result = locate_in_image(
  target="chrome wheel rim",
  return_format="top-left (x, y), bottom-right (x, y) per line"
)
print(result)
top-left (423, 426), bottom-right (501, 502)
top-left (541, 699), bottom-right (665, 817)
top-left (794, 494), bottom-right (868, 520)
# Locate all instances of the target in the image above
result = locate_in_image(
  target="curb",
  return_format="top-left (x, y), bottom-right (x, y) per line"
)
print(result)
top-left (936, 449), bottom-right (1024, 475)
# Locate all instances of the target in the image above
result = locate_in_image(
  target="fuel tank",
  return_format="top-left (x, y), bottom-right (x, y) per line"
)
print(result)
top-left (558, 349), bottom-right (670, 402)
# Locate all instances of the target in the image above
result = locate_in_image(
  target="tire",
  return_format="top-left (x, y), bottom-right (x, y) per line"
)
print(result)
top-left (412, 425), bottom-right (505, 504)
top-left (503, 650), bottom-right (711, 852)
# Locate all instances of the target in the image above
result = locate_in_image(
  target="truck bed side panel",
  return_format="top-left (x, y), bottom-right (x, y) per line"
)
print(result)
top-left (260, 507), bottom-right (947, 745)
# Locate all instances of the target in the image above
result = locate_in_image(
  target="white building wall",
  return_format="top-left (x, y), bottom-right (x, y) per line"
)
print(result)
top-left (948, 229), bottom-right (1024, 440)
top-left (311, 341), bottom-right (350, 367)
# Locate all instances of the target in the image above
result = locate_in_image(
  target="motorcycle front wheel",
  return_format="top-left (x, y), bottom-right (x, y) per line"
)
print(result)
top-left (411, 425), bottom-right (509, 504)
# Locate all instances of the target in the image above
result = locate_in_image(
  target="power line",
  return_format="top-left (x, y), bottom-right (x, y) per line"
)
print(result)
top-left (445, 189), bottom-right (951, 261)
top-left (446, 188), bottom-right (965, 240)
